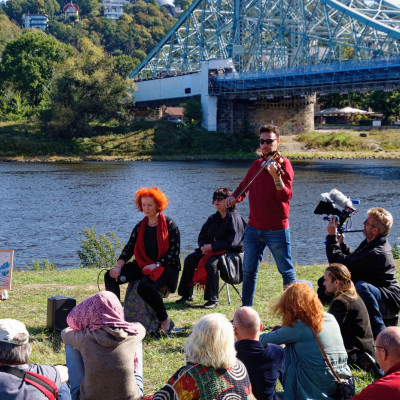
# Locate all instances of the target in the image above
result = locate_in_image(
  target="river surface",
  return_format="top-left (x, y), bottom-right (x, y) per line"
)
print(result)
top-left (1, 159), bottom-right (399, 269)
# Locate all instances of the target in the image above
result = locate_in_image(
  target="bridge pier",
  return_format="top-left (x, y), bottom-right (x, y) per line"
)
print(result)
top-left (217, 94), bottom-right (316, 134)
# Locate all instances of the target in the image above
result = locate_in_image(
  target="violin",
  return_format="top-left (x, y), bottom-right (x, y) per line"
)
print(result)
top-left (232, 151), bottom-right (285, 204)
top-left (263, 151), bottom-right (285, 176)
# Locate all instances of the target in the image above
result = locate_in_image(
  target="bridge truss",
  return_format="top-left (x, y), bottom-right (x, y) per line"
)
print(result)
top-left (130, 0), bottom-right (400, 80)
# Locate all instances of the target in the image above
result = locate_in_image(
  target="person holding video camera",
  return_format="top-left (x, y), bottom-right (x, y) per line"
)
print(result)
top-left (318, 207), bottom-right (400, 339)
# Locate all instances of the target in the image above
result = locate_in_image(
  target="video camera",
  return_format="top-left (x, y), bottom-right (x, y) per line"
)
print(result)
top-left (314, 189), bottom-right (360, 234)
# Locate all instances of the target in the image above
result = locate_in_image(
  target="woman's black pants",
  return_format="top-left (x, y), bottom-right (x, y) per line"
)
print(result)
top-left (104, 261), bottom-right (169, 322)
top-left (177, 251), bottom-right (220, 302)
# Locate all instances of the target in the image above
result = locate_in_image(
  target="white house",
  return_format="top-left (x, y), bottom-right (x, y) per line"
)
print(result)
top-left (22, 14), bottom-right (49, 30)
top-left (103, 0), bottom-right (127, 21)
top-left (63, 3), bottom-right (79, 21)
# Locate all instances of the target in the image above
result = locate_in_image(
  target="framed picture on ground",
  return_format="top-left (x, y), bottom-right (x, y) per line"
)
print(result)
top-left (0, 249), bottom-right (14, 290)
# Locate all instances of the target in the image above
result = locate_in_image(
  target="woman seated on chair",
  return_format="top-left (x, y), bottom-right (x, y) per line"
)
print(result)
top-left (151, 313), bottom-right (256, 400)
top-left (104, 187), bottom-right (180, 334)
top-left (176, 187), bottom-right (246, 309)
top-left (260, 282), bottom-right (352, 400)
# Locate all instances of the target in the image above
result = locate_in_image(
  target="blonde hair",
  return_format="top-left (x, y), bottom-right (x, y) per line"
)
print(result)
top-left (368, 207), bottom-right (393, 236)
top-left (185, 313), bottom-right (236, 369)
top-left (274, 282), bottom-right (324, 333)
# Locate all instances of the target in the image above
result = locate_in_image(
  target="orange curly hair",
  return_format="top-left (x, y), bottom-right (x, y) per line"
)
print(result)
top-left (135, 187), bottom-right (169, 212)
top-left (273, 282), bottom-right (324, 333)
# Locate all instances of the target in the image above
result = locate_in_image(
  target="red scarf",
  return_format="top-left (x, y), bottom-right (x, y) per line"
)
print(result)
top-left (192, 250), bottom-right (226, 288)
top-left (134, 212), bottom-right (169, 282)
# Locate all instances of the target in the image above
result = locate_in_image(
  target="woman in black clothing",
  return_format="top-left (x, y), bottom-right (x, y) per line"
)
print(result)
top-left (176, 188), bottom-right (246, 309)
top-left (104, 187), bottom-right (180, 334)
top-left (323, 263), bottom-right (375, 367)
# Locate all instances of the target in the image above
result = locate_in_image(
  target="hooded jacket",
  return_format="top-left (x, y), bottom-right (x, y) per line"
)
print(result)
top-left (62, 324), bottom-right (145, 400)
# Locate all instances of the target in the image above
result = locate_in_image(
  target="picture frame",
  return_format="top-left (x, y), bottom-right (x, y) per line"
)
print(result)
top-left (0, 249), bottom-right (14, 290)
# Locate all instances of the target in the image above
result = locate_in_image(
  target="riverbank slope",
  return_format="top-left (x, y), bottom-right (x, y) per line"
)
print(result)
top-left (1, 121), bottom-right (399, 161)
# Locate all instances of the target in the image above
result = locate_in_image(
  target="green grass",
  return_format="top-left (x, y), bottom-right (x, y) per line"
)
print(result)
top-left (0, 120), bottom-right (258, 160)
top-left (3, 261), bottom-right (399, 394)
top-left (296, 130), bottom-right (400, 152)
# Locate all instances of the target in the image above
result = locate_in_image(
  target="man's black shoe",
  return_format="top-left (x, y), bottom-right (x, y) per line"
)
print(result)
top-left (203, 300), bottom-right (219, 309)
top-left (384, 315), bottom-right (399, 327)
top-left (175, 296), bottom-right (193, 304)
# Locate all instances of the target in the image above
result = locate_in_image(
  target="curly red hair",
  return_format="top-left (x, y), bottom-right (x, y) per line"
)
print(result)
top-left (273, 282), bottom-right (324, 333)
top-left (135, 187), bottom-right (169, 212)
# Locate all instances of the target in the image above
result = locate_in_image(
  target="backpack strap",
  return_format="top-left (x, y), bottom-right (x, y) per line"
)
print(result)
top-left (0, 365), bottom-right (58, 400)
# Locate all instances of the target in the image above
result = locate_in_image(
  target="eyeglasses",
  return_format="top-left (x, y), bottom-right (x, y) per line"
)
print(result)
top-left (373, 345), bottom-right (386, 352)
top-left (259, 138), bottom-right (277, 145)
top-left (213, 195), bottom-right (226, 202)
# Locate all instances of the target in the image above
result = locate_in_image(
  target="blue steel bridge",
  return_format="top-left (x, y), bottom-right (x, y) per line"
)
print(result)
top-left (130, 0), bottom-right (400, 131)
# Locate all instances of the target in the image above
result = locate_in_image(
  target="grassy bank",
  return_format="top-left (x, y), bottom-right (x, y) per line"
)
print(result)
top-left (1, 120), bottom-right (400, 161)
top-left (3, 262), bottom-right (399, 394)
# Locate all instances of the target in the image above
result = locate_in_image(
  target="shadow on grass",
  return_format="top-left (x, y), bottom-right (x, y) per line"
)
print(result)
top-left (27, 326), bottom-right (64, 352)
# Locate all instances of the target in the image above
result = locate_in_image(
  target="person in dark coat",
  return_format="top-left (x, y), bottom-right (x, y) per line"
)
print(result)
top-left (104, 187), bottom-right (180, 334)
top-left (234, 307), bottom-right (284, 400)
top-left (176, 187), bottom-right (246, 309)
top-left (323, 263), bottom-right (375, 367)
top-left (318, 207), bottom-right (400, 338)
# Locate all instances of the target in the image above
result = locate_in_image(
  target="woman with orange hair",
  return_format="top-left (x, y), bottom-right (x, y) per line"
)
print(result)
top-left (259, 282), bottom-right (352, 400)
top-left (105, 187), bottom-right (180, 334)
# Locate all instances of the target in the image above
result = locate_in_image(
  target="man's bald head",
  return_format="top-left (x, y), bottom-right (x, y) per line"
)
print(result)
top-left (233, 307), bottom-right (262, 340)
top-left (376, 326), bottom-right (400, 371)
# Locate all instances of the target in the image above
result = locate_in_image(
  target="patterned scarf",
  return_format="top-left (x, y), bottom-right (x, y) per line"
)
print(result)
top-left (134, 212), bottom-right (169, 281)
top-left (67, 291), bottom-right (138, 334)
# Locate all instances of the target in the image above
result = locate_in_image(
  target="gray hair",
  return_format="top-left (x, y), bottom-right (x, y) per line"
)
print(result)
top-left (0, 334), bottom-right (32, 364)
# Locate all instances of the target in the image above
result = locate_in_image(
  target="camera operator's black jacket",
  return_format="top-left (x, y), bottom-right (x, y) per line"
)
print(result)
top-left (325, 234), bottom-right (400, 313)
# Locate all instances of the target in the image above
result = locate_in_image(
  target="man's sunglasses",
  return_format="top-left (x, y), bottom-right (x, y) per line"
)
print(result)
top-left (259, 138), bottom-right (277, 145)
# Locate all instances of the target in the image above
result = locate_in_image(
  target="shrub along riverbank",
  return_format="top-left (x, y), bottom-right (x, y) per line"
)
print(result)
top-left (2, 261), bottom-right (400, 394)
top-left (1, 120), bottom-right (400, 161)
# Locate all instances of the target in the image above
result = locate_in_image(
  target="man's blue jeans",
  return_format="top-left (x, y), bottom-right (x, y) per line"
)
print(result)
top-left (242, 226), bottom-right (296, 306)
top-left (355, 281), bottom-right (393, 338)
top-left (65, 342), bottom-right (144, 400)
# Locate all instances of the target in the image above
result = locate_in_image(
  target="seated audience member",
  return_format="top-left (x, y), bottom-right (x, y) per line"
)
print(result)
top-left (318, 208), bottom-right (400, 338)
top-left (176, 187), bottom-right (246, 309)
top-left (234, 307), bottom-right (284, 400)
top-left (61, 291), bottom-right (145, 400)
top-left (352, 326), bottom-right (400, 399)
top-left (260, 282), bottom-right (352, 400)
top-left (323, 263), bottom-right (375, 368)
top-left (152, 313), bottom-right (256, 400)
top-left (0, 318), bottom-right (70, 400)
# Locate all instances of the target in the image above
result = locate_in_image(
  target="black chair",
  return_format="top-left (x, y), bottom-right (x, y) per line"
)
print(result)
top-left (218, 252), bottom-right (243, 305)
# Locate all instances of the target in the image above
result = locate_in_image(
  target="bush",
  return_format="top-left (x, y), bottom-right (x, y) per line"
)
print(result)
top-left (25, 259), bottom-right (57, 271)
top-left (77, 227), bottom-right (123, 269)
top-left (393, 244), bottom-right (400, 260)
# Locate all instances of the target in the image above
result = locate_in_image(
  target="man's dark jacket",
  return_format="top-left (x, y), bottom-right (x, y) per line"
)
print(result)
top-left (325, 234), bottom-right (400, 313)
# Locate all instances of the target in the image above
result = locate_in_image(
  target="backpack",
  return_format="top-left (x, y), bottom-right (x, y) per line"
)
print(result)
top-left (0, 365), bottom-right (58, 400)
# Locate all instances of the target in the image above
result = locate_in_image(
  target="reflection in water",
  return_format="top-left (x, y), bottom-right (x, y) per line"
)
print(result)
top-left (1, 159), bottom-right (399, 269)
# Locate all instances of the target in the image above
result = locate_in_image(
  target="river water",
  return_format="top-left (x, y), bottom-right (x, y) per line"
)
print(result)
top-left (1, 159), bottom-right (399, 269)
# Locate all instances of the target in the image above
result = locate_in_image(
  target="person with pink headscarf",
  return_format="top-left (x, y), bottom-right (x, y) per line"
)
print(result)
top-left (61, 291), bottom-right (145, 400)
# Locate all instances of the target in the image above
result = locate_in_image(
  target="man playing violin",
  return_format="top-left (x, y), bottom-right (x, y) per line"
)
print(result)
top-left (225, 124), bottom-right (296, 306)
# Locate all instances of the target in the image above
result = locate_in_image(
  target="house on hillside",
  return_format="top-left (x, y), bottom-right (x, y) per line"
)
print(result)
top-left (64, 3), bottom-right (79, 21)
top-left (22, 14), bottom-right (49, 30)
top-left (103, 0), bottom-right (127, 21)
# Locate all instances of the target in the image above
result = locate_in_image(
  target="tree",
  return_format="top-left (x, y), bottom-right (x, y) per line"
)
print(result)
top-left (0, 14), bottom-right (21, 56)
top-left (1, 31), bottom-right (73, 106)
top-left (183, 98), bottom-right (203, 124)
top-left (41, 38), bottom-right (135, 138)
